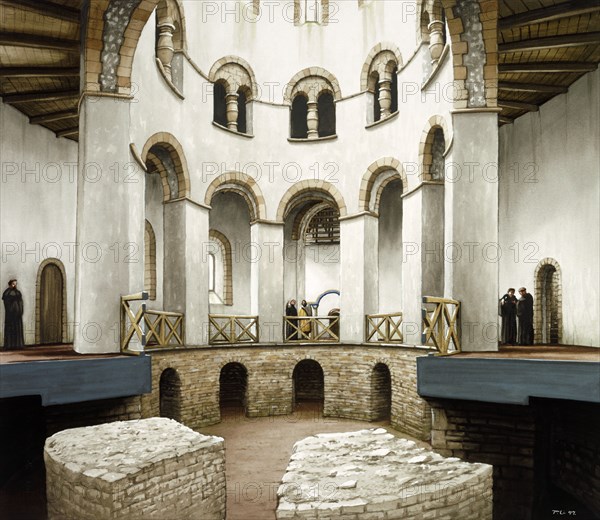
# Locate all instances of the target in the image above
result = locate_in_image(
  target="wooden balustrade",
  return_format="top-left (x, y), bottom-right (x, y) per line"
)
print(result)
top-left (209, 315), bottom-right (259, 344)
top-left (283, 315), bottom-right (340, 343)
top-left (120, 292), bottom-right (185, 354)
top-left (421, 296), bottom-right (461, 354)
top-left (365, 312), bottom-right (403, 343)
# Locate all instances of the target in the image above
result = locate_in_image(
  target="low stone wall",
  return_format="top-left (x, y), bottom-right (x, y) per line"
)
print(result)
top-left (276, 429), bottom-right (493, 519)
top-left (143, 344), bottom-right (433, 440)
top-left (44, 417), bottom-right (226, 520)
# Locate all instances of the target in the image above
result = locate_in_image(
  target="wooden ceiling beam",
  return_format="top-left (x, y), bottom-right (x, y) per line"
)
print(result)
top-left (0, 32), bottom-right (79, 53)
top-left (499, 116), bottom-right (514, 125)
top-left (30, 109), bottom-right (78, 125)
top-left (2, 0), bottom-right (80, 23)
top-left (3, 89), bottom-right (79, 103)
top-left (499, 2), bottom-right (600, 31)
top-left (498, 100), bottom-right (539, 112)
top-left (499, 62), bottom-right (598, 73)
top-left (55, 126), bottom-right (79, 138)
top-left (499, 32), bottom-right (600, 53)
top-left (0, 66), bottom-right (79, 78)
top-left (498, 81), bottom-right (569, 94)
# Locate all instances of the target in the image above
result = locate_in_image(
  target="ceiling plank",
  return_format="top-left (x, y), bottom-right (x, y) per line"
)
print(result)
top-left (0, 66), bottom-right (79, 78)
top-left (2, 89), bottom-right (79, 103)
top-left (499, 32), bottom-right (600, 53)
top-left (499, 116), bottom-right (514, 125)
top-left (499, 62), bottom-right (598, 73)
top-left (499, 2), bottom-right (600, 31)
top-left (2, 0), bottom-right (80, 23)
top-left (0, 32), bottom-right (79, 53)
top-left (498, 100), bottom-right (540, 112)
top-left (30, 109), bottom-right (78, 125)
top-left (498, 81), bottom-right (569, 94)
top-left (56, 127), bottom-right (79, 138)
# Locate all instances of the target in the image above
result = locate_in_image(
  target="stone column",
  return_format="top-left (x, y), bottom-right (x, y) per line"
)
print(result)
top-left (156, 18), bottom-right (175, 80)
top-left (163, 199), bottom-right (210, 345)
top-left (378, 79), bottom-right (392, 119)
top-left (74, 97), bottom-right (144, 353)
top-left (428, 20), bottom-right (445, 64)
top-left (225, 92), bottom-right (239, 131)
top-left (448, 111), bottom-right (499, 351)
top-left (339, 215), bottom-right (378, 343)
top-left (307, 101), bottom-right (319, 139)
top-left (250, 222), bottom-right (285, 342)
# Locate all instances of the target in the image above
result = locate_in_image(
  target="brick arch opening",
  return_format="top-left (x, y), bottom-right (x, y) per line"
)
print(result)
top-left (204, 172), bottom-right (267, 222)
top-left (220, 362), bottom-right (248, 411)
top-left (371, 363), bottom-right (392, 421)
top-left (159, 368), bottom-right (181, 422)
top-left (359, 158), bottom-right (407, 215)
top-left (292, 359), bottom-right (324, 406)
top-left (418, 116), bottom-right (451, 181)
top-left (534, 259), bottom-right (563, 345)
top-left (277, 181), bottom-right (346, 222)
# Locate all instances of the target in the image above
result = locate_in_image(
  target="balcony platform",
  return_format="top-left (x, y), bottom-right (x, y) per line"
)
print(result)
top-left (0, 345), bottom-right (151, 406)
top-left (417, 345), bottom-right (600, 405)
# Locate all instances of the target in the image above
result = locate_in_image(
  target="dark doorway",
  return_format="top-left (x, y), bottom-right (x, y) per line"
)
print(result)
top-left (220, 363), bottom-right (248, 411)
top-left (371, 363), bottom-right (392, 421)
top-left (40, 263), bottom-right (63, 344)
top-left (159, 368), bottom-right (181, 422)
top-left (292, 359), bottom-right (324, 406)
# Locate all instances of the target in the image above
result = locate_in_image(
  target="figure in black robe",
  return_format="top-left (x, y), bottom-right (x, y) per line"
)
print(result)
top-left (286, 300), bottom-right (298, 341)
top-left (3, 279), bottom-right (24, 349)
top-left (499, 288), bottom-right (517, 344)
top-left (516, 287), bottom-right (534, 345)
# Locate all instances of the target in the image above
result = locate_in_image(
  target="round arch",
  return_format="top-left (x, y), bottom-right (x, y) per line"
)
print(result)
top-left (534, 258), bottom-right (563, 345)
top-left (159, 367), bottom-right (182, 421)
top-left (418, 115), bottom-right (452, 181)
top-left (358, 158), bottom-right (408, 215)
top-left (204, 172), bottom-right (267, 222)
top-left (35, 258), bottom-right (68, 345)
top-left (208, 56), bottom-right (259, 99)
top-left (141, 132), bottom-right (191, 201)
top-left (284, 67), bottom-right (342, 104)
top-left (360, 42), bottom-right (403, 91)
top-left (209, 229), bottom-right (233, 305)
top-left (277, 180), bottom-right (347, 222)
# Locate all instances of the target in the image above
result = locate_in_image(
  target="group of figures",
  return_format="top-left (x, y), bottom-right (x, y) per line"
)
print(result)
top-left (499, 287), bottom-right (534, 345)
top-left (2, 279), bottom-right (25, 349)
top-left (285, 299), bottom-right (313, 340)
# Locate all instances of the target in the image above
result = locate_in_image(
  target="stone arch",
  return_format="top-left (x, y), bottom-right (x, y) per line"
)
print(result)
top-left (219, 361), bottom-right (249, 410)
top-left (35, 258), bottom-right (68, 345)
top-left (159, 367), bottom-right (182, 421)
top-left (204, 172), bottom-right (267, 222)
top-left (360, 43), bottom-right (403, 91)
top-left (144, 220), bottom-right (157, 300)
top-left (284, 68), bottom-right (342, 104)
top-left (534, 258), bottom-right (563, 345)
top-left (292, 359), bottom-right (324, 405)
top-left (418, 115), bottom-right (451, 181)
top-left (141, 132), bottom-right (191, 201)
top-left (277, 181), bottom-right (347, 222)
top-left (359, 158), bottom-right (408, 215)
top-left (209, 229), bottom-right (233, 305)
top-left (208, 56), bottom-right (258, 100)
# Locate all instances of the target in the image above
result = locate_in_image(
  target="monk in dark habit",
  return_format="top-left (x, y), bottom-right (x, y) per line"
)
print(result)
top-left (499, 288), bottom-right (517, 345)
top-left (516, 287), bottom-right (534, 345)
top-left (286, 299), bottom-right (298, 341)
top-left (3, 279), bottom-right (25, 349)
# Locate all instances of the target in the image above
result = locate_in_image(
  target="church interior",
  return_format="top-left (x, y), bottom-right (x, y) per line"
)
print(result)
top-left (1, 0), bottom-right (599, 518)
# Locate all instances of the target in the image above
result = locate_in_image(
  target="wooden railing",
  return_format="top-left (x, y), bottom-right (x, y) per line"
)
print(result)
top-left (366, 312), bottom-right (403, 343)
top-left (209, 315), bottom-right (259, 344)
top-left (421, 296), bottom-right (461, 354)
top-left (120, 292), bottom-right (185, 354)
top-left (283, 315), bottom-right (340, 343)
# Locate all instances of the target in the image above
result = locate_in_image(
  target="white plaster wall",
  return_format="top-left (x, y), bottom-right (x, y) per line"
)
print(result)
top-left (145, 173), bottom-right (164, 309)
top-left (499, 70), bottom-right (600, 347)
top-left (304, 243), bottom-right (340, 304)
top-left (0, 104), bottom-right (78, 346)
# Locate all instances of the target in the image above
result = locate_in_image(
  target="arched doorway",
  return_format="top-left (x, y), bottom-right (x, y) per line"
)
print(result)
top-left (219, 362), bottom-right (248, 412)
top-left (535, 259), bottom-right (562, 345)
top-left (39, 262), bottom-right (64, 344)
top-left (292, 359), bottom-right (324, 408)
top-left (371, 363), bottom-right (392, 421)
top-left (159, 368), bottom-right (181, 421)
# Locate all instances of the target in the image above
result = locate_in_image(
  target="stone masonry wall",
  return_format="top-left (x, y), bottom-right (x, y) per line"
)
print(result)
top-left (45, 418), bottom-right (226, 520)
top-left (142, 345), bottom-right (433, 441)
top-left (429, 399), bottom-right (536, 520)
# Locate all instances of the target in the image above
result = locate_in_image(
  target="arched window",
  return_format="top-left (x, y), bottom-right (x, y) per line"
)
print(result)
top-left (208, 253), bottom-right (216, 293)
top-left (291, 95), bottom-right (309, 138)
top-left (144, 220), bottom-right (157, 300)
top-left (317, 92), bottom-right (335, 137)
top-left (155, 0), bottom-right (185, 92)
top-left (237, 88), bottom-right (248, 134)
top-left (364, 48), bottom-right (401, 124)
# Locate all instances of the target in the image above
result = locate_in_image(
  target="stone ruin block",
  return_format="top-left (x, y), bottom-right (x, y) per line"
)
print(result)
top-left (44, 417), bottom-right (225, 520)
top-left (276, 428), bottom-right (492, 519)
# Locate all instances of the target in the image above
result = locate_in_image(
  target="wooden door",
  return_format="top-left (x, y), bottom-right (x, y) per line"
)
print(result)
top-left (40, 264), bottom-right (63, 344)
